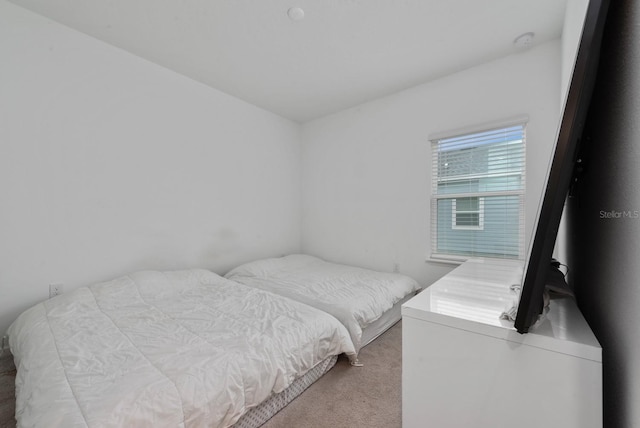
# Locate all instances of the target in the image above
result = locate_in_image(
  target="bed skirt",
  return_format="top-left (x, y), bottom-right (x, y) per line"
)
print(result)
top-left (234, 355), bottom-right (338, 428)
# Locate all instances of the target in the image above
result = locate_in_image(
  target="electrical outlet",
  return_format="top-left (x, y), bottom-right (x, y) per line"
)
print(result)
top-left (49, 283), bottom-right (64, 299)
top-left (393, 263), bottom-right (400, 273)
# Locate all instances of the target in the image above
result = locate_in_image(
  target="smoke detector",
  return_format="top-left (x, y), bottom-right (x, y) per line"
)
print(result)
top-left (513, 32), bottom-right (535, 49)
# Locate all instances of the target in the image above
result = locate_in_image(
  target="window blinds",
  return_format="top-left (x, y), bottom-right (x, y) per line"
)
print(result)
top-left (431, 124), bottom-right (526, 260)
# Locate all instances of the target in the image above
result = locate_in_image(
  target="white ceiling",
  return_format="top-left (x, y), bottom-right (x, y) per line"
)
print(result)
top-left (9, 0), bottom-right (568, 123)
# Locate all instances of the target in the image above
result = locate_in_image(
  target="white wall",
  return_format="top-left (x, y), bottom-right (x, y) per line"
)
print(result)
top-left (300, 41), bottom-right (561, 287)
top-left (0, 2), bottom-right (302, 336)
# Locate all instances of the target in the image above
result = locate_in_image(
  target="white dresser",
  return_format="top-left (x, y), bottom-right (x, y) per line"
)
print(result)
top-left (402, 258), bottom-right (602, 428)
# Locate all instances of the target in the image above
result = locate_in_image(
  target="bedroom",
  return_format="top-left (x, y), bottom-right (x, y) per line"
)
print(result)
top-left (1, 0), bottom-right (638, 427)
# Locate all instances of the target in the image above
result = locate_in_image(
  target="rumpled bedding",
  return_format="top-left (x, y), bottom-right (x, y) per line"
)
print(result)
top-left (8, 269), bottom-right (355, 428)
top-left (225, 254), bottom-right (421, 352)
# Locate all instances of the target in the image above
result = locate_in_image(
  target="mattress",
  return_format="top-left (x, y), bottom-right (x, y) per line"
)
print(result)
top-left (359, 292), bottom-right (414, 348)
top-left (8, 269), bottom-right (355, 428)
top-left (225, 254), bottom-right (421, 355)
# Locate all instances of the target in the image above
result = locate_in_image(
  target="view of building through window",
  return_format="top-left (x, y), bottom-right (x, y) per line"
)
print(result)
top-left (452, 196), bottom-right (484, 230)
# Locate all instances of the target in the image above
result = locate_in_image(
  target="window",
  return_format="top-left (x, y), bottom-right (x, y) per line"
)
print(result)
top-left (430, 120), bottom-right (526, 260)
top-left (452, 196), bottom-right (484, 230)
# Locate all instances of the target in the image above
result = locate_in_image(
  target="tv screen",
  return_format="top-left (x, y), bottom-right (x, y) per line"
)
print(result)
top-left (514, 0), bottom-right (609, 333)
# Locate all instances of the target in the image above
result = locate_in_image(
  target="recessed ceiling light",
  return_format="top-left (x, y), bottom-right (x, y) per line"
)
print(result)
top-left (287, 7), bottom-right (305, 21)
top-left (513, 32), bottom-right (535, 49)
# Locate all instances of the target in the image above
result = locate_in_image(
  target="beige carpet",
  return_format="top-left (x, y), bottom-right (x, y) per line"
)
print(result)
top-left (0, 321), bottom-right (402, 428)
top-left (262, 321), bottom-right (402, 428)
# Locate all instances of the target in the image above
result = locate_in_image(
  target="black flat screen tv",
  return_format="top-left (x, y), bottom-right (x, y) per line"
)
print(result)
top-left (514, 0), bottom-right (609, 333)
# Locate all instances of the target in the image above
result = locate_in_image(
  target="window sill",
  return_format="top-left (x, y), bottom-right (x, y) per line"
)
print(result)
top-left (426, 256), bottom-right (467, 265)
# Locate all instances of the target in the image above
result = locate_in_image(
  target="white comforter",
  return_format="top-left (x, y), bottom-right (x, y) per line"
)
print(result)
top-left (225, 255), bottom-right (421, 352)
top-left (8, 269), bottom-right (355, 428)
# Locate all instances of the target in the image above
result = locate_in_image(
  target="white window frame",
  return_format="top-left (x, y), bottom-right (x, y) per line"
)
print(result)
top-left (429, 116), bottom-right (528, 263)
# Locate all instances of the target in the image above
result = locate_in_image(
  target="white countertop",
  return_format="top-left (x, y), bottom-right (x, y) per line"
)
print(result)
top-left (403, 258), bottom-right (602, 362)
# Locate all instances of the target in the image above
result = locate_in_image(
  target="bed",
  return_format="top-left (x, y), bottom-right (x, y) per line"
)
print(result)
top-left (225, 254), bottom-right (421, 359)
top-left (7, 269), bottom-right (356, 428)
